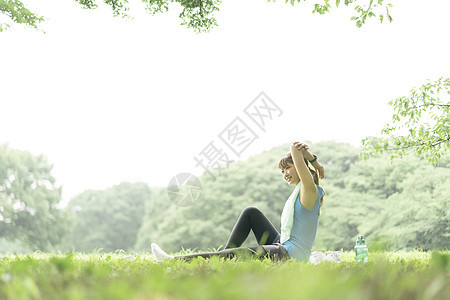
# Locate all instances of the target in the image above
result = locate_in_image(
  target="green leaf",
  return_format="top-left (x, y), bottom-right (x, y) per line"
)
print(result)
top-left (336, 0), bottom-right (340, 7)
top-left (360, 77), bottom-right (450, 164)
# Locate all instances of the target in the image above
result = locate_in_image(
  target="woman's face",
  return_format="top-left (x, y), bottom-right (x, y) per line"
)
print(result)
top-left (281, 162), bottom-right (300, 186)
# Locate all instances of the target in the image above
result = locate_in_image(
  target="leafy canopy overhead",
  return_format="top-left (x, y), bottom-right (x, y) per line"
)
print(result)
top-left (361, 77), bottom-right (450, 164)
top-left (0, 0), bottom-right (393, 33)
top-left (0, 0), bottom-right (44, 32)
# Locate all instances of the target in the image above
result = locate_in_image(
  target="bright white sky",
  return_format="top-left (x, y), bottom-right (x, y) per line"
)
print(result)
top-left (1, 0), bottom-right (449, 204)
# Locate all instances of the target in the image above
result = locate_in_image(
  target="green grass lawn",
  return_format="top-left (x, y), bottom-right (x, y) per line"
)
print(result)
top-left (1, 250), bottom-right (448, 300)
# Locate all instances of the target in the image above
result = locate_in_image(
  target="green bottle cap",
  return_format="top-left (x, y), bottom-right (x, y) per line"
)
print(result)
top-left (356, 235), bottom-right (366, 245)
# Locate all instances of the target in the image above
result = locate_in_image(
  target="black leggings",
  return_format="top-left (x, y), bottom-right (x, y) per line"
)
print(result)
top-left (173, 206), bottom-right (290, 261)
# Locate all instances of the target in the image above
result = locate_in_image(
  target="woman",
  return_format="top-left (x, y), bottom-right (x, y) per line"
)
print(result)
top-left (151, 141), bottom-right (325, 262)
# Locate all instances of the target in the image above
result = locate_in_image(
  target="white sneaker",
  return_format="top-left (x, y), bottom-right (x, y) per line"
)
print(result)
top-left (324, 251), bottom-right (342, 263)
top-left (151, 243), bottom-right (174, 262)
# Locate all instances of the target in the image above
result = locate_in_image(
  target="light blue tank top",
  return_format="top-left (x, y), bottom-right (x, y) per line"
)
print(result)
top-left (282, 185), bottom-right (323, 262)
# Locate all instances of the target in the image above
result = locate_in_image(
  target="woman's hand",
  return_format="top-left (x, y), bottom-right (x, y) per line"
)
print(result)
top-left (291, 142), bottom-right (308, 155)
top-left (291, 142), bottom-right (325, 179)
top-left (312, 161), bottom-right (325, 179)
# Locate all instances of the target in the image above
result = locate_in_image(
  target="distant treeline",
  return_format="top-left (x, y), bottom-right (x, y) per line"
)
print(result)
top-left (1, 141), bottom-right (449, 253)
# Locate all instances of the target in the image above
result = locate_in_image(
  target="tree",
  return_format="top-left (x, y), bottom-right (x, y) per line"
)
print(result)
top-left (361, 77), bottom-right (450, 164)
top-left (63, 182), bottom-right (150, 252)
top-left (379, 163), bottom-right (450, 250)
top-left (0, 144), bottom-right (69, 251)
top-left (287, 0), bottom-right (394, 28)
top-left (349, 153), bottom-right (450, 250)
top-left (0, 0), bottom-right (44, 32)
top-left (1, 0), bottom-right (393, 33)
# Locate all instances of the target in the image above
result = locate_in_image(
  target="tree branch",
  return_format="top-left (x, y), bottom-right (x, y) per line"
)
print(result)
top-left (386, 137), bottom-right (450, 151)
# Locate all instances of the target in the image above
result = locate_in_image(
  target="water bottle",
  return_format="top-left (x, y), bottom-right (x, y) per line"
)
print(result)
top-left (354, 235), bottom-right (368, 263)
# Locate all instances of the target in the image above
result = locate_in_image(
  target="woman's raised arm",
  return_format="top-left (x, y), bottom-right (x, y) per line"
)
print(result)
top-left (290, 142), bottom-right (318, 210)
top-left (296, 144), bottom-right (325, 179)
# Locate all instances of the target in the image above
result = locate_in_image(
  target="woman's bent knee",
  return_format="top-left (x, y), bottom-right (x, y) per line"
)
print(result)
top-left (242, 206), bottom-right (262, 216)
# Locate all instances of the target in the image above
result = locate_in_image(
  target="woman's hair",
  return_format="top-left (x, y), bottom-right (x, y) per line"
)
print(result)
top-left (278, 152), bottom-right (319, 185)
top-left (278, 152), bottom-right (324, 207)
